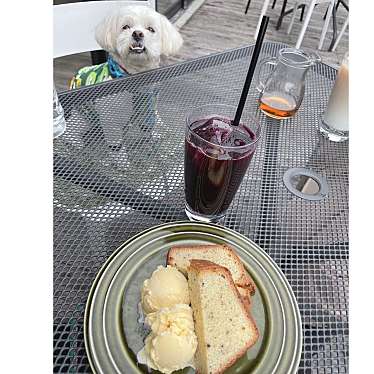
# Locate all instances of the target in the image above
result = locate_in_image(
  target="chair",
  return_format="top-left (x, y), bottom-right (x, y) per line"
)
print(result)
top-left (251, 0), bottom-right (335, 50)
top-left (251, 0), bottom-right (305, 40)
top-left (53, 0), bottom-right (155, 59)
top-left (276, 0), bottom-right (312, 31)
top-left (324, 0), bottom-right (348, 19)
top-left (286, 0), bottom-right (335, 49)
top-left (327, 0), bottom-right (348, 52)
top-left (331, 14), bottom-right (348, 51)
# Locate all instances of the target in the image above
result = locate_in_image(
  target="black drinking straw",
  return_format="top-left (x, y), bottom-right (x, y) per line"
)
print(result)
top-left (232, 15), bottom-right (269, 126)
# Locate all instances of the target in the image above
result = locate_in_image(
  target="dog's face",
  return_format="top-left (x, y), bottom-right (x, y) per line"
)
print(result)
top-left (95, 6), bottom-right (183, 71)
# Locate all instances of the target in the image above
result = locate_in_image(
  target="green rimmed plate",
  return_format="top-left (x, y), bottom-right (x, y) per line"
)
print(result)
top-left (84, 221), bottom-right (302, 374)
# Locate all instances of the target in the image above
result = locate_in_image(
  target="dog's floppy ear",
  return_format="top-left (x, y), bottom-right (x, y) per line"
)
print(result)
top-left (159, 14), bottom-right (183, 56)
top-left (95, 14), bottom-right (118, 54)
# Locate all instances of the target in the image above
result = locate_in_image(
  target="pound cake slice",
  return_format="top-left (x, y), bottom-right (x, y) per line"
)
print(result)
top-left (167, 244), bottom-right (256, 295)
top-left (187, 260), bottom-right (259, 374)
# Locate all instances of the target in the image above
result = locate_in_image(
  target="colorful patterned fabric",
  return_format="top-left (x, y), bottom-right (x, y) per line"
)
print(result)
top-left (70, 56), bottom-right (129, 89)
top-left (107, 55), bottom-right (129, 79)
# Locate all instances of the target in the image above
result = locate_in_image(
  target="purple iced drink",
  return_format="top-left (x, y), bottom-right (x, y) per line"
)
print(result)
top-left (185, 116), bottom-right (257, 218)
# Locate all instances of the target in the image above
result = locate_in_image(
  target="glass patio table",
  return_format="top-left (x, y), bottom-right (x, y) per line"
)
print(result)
top-left (54, 41), bottom-right (348, 373)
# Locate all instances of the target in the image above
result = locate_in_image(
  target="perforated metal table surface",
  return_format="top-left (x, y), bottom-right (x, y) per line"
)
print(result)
top-left (54, 42), bottom-right (348, 373)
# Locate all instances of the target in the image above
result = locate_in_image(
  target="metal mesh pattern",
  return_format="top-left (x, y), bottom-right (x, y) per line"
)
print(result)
top-left (54, 42), bottom-right (348, 373)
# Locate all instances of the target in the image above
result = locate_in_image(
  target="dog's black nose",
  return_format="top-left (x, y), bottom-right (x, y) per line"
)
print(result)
top-left (132, 30), bottom-right (144, 41)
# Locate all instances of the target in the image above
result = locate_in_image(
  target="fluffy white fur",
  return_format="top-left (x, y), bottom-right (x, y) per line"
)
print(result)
top-left (95, 6), bottom-right (183, 74)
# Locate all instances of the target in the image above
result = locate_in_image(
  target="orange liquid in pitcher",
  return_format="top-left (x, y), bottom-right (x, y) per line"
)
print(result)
top-left (259, 92), bottom-right (298, 119)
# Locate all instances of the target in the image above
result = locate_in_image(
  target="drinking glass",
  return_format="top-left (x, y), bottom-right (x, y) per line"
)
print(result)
top-left (184, 104), bottom-right (261, 223)
top-left (53, 85), bottom-right (66, 138)
top-left (319, 53), bottom-right (349, 142)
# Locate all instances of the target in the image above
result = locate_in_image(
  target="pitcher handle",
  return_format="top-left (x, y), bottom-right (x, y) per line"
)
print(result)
top-left (255, 57), bottom-right (278, 93)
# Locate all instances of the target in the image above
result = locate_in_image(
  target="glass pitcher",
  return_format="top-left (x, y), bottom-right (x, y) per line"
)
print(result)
top-left (256, 48), bottom-right (321, 119)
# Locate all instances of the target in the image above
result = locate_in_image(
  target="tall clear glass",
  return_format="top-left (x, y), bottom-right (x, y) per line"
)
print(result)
top-left (184, 104), bottom-right (261, 223)
top-left (319, 53), bottom-right (349, 142)
top-left (53, 86), bottom-right (66, 139)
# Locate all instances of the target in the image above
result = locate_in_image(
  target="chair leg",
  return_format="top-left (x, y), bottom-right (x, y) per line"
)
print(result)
top-left (287, 1), bottom-right (299, 35)
top-left (332, 16), bottom-right (348, 51)
top-left (276, 0), bottom-right (288, 30)
top-left (336, 0), bottom-right (341, 12)
top-left (300, 4), bottom-right (305, 21)
top-left (272, 0), bottom-right (277, 9)
top-left (339, 0), bottom-right (349, 11)
top-left (295, 0), bottom-right (317, 49)
top-left (254, 0), bottom-right (271, 39)
top-left (245, 0), bottom-right (251, 14)
top-left (318, 1), bottom-right (334, 50)
top-left (323, 7), bottom-right (328, 20)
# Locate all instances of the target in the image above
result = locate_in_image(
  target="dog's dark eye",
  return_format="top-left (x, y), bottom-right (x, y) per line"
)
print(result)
top-left (147, 26), bottom-right (155, 33)
top-left (122, 25), bottom-right (130, 30)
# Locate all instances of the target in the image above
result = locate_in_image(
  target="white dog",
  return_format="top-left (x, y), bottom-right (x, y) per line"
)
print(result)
top-left (70, 5), bottom-right (183, 88)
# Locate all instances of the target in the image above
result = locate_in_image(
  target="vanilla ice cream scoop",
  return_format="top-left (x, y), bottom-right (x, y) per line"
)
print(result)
top-left (146, 304), bottom-right (195, 336)
top-left (141, 265), bottom-right (190, 314)
top-left (141, 331), bottom-right (197, 374)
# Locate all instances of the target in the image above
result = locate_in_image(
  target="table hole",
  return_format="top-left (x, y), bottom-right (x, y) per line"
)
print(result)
top-left (283, 168), bottom-right (328, 201)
